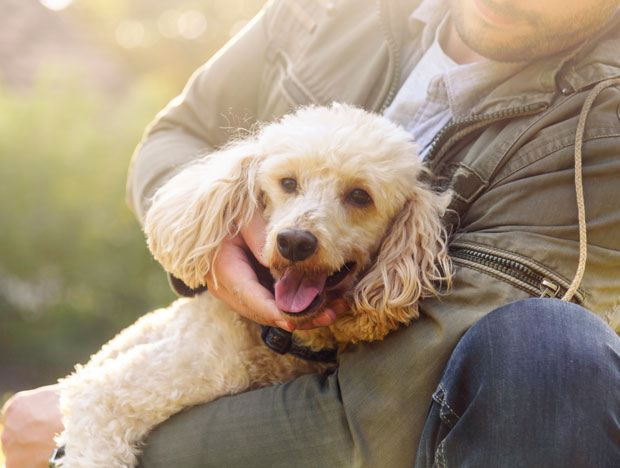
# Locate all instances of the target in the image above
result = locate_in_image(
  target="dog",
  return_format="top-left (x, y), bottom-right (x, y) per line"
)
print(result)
top-left (54, 104), bottom-right (451, 467)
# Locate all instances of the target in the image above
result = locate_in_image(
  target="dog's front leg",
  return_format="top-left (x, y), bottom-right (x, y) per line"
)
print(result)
top-left (57, 296), bottom-right (273, 468)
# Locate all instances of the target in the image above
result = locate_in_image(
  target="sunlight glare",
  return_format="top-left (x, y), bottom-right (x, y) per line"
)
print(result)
top-left (40, 0), bottom-right (73, 11)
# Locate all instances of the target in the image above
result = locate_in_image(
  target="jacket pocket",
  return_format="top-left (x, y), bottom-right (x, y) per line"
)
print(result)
top-left (450, 241), bottom-right (585, 303)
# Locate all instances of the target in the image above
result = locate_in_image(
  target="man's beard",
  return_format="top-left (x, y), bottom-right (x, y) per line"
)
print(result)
top-left (449, 0), bottom-right (616, 63)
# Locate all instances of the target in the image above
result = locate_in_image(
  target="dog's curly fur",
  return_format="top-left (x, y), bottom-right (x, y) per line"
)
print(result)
top-left (56, 104), bottom-right (451, 467)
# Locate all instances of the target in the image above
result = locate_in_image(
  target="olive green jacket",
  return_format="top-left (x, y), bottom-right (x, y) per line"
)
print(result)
top-left (128, 1), bottom-right (620, 466)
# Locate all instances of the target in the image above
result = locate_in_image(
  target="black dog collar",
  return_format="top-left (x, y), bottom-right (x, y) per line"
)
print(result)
top-left (259, 325), bottom-right (338, 363)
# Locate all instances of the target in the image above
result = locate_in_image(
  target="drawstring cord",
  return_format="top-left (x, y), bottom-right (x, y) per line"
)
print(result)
top-left (561, 77), bottom-right (620, 302)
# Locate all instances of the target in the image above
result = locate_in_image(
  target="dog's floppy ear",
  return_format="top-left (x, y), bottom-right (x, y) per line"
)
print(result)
top-left (144, 142), bottom-right (263, 289)
top-left (342, 188), bottom-right (451, 342)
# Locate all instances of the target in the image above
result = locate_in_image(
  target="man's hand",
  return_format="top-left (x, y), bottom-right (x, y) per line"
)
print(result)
top-left (206, 213), bottom-right (346, 330)
top-left (1, 384), bottom-right (63, 468)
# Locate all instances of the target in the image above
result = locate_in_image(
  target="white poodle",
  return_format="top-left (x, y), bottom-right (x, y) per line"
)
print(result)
top-left (54, 104), bottom-right (451, 468)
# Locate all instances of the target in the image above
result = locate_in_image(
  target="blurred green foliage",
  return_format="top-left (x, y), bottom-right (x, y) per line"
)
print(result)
top-left (0, 0), bottom-right (265, 400)
top-left (0, 68), bottom-right (177, 396)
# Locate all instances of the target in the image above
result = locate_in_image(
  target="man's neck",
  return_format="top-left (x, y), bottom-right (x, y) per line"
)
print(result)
top-left (443, 21), bottom-right (487, 64)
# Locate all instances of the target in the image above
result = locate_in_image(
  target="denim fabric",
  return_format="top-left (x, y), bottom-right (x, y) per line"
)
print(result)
top-left (415, 298), bottom-right (620, 468)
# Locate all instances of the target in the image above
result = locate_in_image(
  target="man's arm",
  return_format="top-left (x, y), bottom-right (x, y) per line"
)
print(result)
top-left (126, 5), bottom-right (274, 225)
top-left (137, 264), bottom-right (524, 468)
top-left (129, 2), bottom-right (343, 330)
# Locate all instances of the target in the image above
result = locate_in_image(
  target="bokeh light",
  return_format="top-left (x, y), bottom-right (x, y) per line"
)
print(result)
top-left (40, 0), bottom-right (73, 11)
top-left (0, 0), bottom-right (267, 408)
top-left (115, 19), bottom-right (147, 49)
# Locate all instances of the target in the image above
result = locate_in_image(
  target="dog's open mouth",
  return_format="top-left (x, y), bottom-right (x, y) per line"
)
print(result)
top-left (274, 262), bottom-right (355, 319)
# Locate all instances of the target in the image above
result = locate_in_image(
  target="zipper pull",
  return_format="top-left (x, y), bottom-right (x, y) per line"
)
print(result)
top-left (540, 278), bottom-right (560, 298)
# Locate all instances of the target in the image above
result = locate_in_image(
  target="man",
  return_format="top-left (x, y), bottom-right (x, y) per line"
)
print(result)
top-left (3, 0), bottom-right (620, 466)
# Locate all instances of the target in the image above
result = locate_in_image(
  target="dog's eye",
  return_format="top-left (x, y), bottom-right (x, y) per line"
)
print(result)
top-left (347, 188), bottom-right (372, 207)
top-left (280, 178), bottom-right (297, 193)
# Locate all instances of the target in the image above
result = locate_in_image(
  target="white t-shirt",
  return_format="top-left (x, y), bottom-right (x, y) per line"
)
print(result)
top-left (383, 17), bottom-right (458, 159)
top-left (383, 10), bottom-right (526, 161)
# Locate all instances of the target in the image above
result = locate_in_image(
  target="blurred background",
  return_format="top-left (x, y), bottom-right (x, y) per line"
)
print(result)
top-left (0, 0), bottom-right (266, 404)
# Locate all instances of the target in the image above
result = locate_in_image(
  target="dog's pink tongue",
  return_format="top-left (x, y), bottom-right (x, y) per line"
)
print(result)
top-left (275, 268), bottom-right (327, 313)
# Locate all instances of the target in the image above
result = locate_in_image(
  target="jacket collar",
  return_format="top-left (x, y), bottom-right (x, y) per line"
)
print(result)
top-left (556, 10), bottom-right (620, 93)
top-left (384, 1), bottom-right (620, 116)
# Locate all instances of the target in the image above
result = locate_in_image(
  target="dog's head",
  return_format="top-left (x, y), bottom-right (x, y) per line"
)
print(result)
top-left (145, 104), bottom-right (451, 344)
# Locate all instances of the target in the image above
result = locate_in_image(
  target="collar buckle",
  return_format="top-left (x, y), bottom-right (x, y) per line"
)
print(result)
top-left (260, 325), bottom-right (293, 354)
top-left (259, 325), bottom-right (338, 363)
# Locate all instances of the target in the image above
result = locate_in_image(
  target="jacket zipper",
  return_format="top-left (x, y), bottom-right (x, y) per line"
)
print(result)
top-left (450, 244), bottom-right (585, 303)
top-left (425, 102), bottom-right (549, 170)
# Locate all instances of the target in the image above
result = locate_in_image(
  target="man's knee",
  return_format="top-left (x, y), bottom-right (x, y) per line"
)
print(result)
top-left (461, 298), bottom-right (619, 377)
top-left (428, 298), bottom-right (620, 466)
top-left (447, 299), bottom-right (618, 439)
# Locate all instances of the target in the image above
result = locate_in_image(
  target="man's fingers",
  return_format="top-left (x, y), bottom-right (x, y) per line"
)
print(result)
top-left (207, 215), bottom-right (345, 332)
top-left (296, 298), bottom-right (348, 330)
top-left (210, 279), bottom-right (295, 331)
top-left (229, 279), bottom-right (294, 329)
top-left (210, 234), bottom-right (259, 288)
top-left (206, 233), bottom-right (295, 329)
top-left (239, 212), bottom-right (268, 267)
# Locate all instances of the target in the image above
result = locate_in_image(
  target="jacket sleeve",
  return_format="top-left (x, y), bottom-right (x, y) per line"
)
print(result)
top-left (126, 7), bottom-right (272, 225)
top-left (136, 265), bottom-right (519, 468)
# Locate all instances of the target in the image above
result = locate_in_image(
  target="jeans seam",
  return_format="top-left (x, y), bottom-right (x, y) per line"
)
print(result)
top-left (437, 384), bottom-right (460, 428)
top-left (433, 439), bottom-right (447, 468)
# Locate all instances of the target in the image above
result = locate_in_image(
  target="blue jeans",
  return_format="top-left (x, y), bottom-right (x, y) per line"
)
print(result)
top-left (414, 298), bottom-right (620, 467)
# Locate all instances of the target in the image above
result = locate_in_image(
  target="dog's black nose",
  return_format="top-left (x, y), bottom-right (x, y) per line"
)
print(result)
top-left (277, 229), bottom-right (318, 262)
